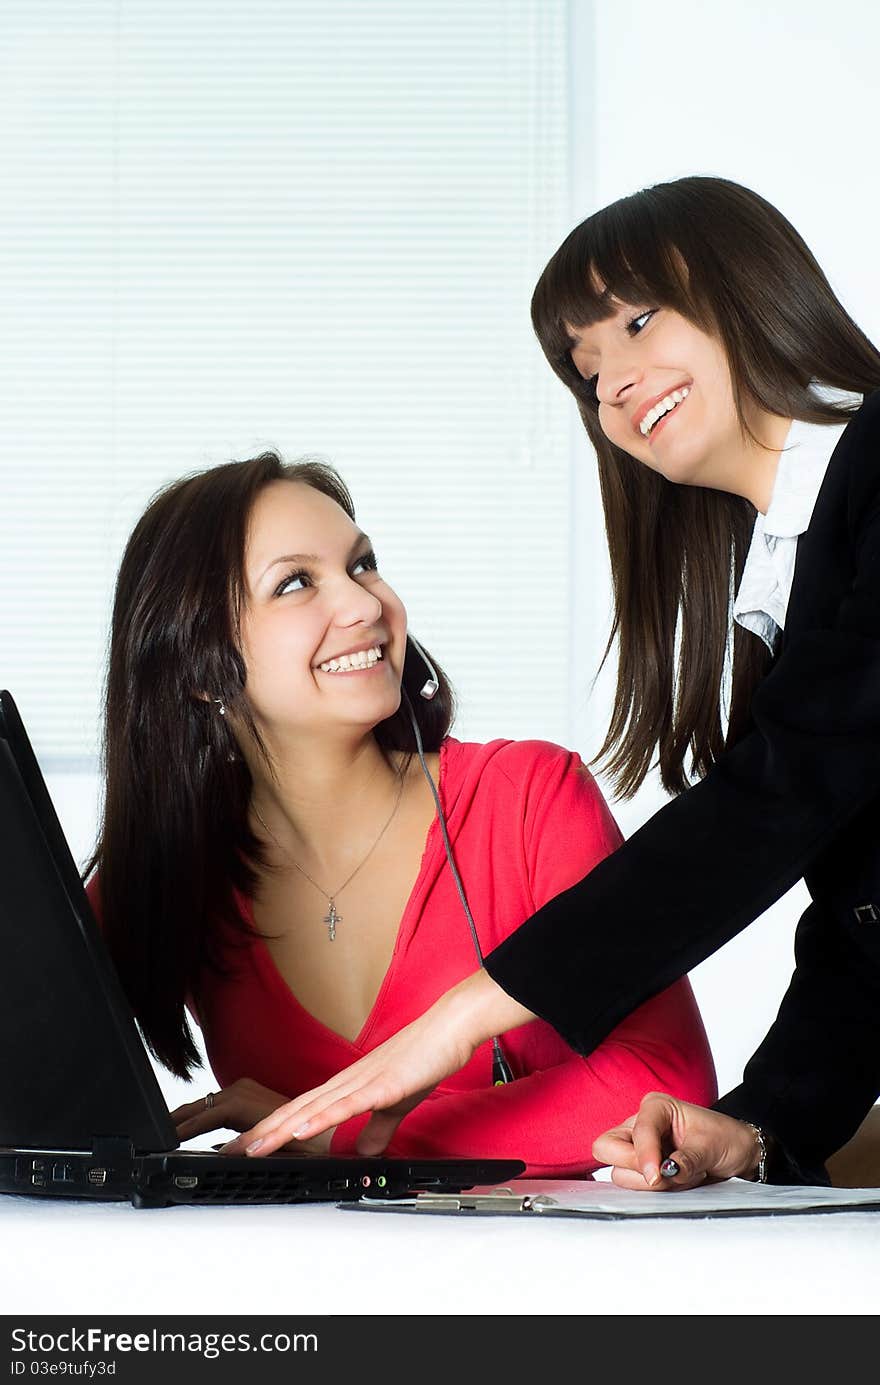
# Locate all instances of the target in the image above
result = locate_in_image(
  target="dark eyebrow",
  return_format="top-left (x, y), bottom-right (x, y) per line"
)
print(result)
top-left (259, 531), bottom-right (372, 582)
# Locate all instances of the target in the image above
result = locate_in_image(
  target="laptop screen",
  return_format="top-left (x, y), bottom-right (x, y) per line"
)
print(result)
top-left (0, 690), bottom-right (178, 1153)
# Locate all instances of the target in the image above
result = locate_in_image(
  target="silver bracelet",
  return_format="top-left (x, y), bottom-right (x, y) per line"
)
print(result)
top-left (745, 1122), bottom-right (768, 1183)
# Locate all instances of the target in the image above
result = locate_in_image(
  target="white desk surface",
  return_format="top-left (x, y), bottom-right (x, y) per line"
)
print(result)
top-left (2, 1191), bottom-right (878, 1316)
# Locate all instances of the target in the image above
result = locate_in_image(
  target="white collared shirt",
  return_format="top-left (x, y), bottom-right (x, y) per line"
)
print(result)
top-left (733, 390), bottom-right (861, 653)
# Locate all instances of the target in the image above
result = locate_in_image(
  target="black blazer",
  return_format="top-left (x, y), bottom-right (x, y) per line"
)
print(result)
top-left (486, 390), bottom-right (880, 1183)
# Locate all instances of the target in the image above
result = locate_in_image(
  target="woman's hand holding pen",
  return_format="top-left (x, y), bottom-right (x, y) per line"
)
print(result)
top-left (593, 1092), bottom-right (765, 1190)
top-left (170, 1077), bottom-right (336, 1156)
top-left (221, 969), bottom-right (536, 1158)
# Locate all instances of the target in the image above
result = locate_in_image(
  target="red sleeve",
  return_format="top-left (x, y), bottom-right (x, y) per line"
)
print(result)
top-left (331, 744), bottom-right (717, 1175)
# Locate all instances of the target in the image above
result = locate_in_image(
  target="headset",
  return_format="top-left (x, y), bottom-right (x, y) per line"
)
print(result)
top-left (404, 634), bottom-right (514, 1087)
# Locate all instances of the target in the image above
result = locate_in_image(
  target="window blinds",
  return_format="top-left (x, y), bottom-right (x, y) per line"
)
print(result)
top-left (0, 0), bottom-right (572, 765)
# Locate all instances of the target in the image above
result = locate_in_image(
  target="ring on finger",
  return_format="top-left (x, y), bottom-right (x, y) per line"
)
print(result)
top-left (204, 1091), bottom-right (216, 1111)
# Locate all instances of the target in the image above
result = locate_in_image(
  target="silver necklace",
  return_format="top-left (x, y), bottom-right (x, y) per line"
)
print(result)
top-left (252, 773), bottom-right (406, 941)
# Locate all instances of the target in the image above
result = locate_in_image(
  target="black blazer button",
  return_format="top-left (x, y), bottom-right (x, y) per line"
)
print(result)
top-left (853, 903), bottom-right (880, 923)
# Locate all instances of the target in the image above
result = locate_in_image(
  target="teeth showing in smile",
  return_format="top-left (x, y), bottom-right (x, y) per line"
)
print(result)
top-left (640, 386), bottom-right (690, 437)
top-left (319, 645), bottom-right (384, 674)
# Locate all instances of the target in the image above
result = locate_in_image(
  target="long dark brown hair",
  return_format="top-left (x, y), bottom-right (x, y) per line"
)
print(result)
top-left (85, 452), bottom-right (455, 1077)
top-left (532, 175), bottom-right (880, 797)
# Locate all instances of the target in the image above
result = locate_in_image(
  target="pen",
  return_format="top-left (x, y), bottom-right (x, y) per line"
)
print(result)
top-left (659, 1158), bottom-right (680, 1178)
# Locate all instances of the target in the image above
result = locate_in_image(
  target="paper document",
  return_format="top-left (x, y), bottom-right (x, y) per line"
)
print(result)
top-left (341, 1177), bottom-right (880, 1219)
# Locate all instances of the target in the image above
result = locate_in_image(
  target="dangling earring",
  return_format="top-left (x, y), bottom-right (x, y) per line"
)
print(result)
top-left (211, 696), bottom-right (237, 760)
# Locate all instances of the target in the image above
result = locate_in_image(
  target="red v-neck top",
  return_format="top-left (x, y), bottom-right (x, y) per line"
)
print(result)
top-left (193, 738), bottom-right (717, 1176)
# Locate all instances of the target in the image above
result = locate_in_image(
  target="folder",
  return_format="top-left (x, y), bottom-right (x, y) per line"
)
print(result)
top-left (338, 1176), bottom-right (880, 1219)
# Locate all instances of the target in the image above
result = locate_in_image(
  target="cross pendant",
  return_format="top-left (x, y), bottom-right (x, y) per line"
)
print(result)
top-left (323, 900), bottom-right (340, 942)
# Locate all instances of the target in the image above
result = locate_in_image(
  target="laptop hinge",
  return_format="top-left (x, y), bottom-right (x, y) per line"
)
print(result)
top-left (90, 1136), bottom-right (136, 1162)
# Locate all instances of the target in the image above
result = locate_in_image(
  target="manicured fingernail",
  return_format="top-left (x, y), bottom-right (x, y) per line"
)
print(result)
top-left (643, 1164), bottom-right (661, 1187)
top-left (292, 1125), bottom-right (311, 1139)
top-left (246, 1138), bottom-right (264, 1154)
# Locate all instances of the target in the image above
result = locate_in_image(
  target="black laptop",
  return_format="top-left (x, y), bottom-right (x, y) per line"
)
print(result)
top-left (0, 690), bottom-right (524, 1209)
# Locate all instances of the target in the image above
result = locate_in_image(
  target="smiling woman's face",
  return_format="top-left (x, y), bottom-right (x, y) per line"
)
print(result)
top-left (567, 299), bottom-right (741, 488)
top-left (239, 479), bottom-right (407, 743)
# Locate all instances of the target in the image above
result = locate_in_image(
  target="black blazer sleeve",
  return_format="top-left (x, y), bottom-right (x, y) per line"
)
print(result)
top-left (485, 395), bottom-right (880, 1171)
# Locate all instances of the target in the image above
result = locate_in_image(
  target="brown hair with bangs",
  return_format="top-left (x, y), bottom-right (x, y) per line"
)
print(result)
top-left (531, 175), bottom-right (880, 797)
top-left (85, 452), bottom-right (455, 1077)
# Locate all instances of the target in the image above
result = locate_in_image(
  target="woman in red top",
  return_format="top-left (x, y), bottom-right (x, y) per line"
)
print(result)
top-left (87, 451), bottom-right (715, 1175)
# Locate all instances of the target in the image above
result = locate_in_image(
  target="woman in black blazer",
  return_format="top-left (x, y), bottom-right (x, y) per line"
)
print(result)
top-left (226, 177), bottom-right (880, 1186)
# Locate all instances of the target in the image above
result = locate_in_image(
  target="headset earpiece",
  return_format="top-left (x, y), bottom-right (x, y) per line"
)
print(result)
top-left (407, 634), bottom-right (439, 700)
